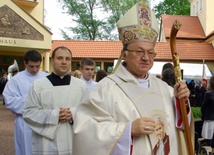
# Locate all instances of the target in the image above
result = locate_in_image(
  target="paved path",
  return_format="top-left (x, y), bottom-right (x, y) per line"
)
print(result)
top-left (0, 100), bottom-right (15, 155)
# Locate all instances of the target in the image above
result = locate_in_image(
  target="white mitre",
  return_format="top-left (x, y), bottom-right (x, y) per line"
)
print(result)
top-left (117, 0), bottom-right (159, 45)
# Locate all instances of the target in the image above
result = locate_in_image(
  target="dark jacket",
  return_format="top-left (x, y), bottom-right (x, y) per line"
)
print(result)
top-left (0, 76), bottom-right (7, 94)
top-left (201, 91), bottom-right (214, 120)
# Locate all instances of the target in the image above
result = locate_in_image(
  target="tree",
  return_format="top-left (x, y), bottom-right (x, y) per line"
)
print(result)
top-left (59, 0), bottom-right (105, 40)
top-left (153, 0), bottom-right (190, 21)
top-left (58, 0), bottom-right (139, 40)
top-left (100, 0), bottom-right (139, 34)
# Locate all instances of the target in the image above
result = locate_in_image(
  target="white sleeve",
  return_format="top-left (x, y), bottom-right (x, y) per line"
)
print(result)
top-left (23, 85), bottom-right (59, 140)
top-left (3, 79), bottom-right (26, 115)
top-left (112, 122), bottom-right (132, 155)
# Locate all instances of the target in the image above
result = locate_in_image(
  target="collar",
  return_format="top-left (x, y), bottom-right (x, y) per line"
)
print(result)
top-left (80, 76), bottom-right (93, 83)
top-left (52, 71), bottom-right (68, 79)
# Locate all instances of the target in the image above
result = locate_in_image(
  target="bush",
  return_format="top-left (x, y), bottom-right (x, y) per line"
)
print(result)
top-left (191, 107), bottom-right (202, 120)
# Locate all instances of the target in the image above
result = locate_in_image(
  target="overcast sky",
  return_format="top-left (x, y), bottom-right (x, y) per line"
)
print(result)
top-left (44, 0), bottom-right (162, 40)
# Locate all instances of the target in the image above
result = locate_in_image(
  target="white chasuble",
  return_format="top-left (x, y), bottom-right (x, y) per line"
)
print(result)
top-left (73, 64), bottom-right (194, 155)
top-left (108, 74), bottom-right (179, 155)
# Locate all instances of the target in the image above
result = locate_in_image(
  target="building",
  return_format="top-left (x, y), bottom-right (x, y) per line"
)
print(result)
top-left (0, 0), bottom-right (51, 73)
top-left (0, 0), bottom-right (214, 79)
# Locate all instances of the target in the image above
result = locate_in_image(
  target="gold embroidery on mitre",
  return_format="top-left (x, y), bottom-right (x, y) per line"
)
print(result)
top-left (119, 26), bottom-right (158, 44)
top-left (117, 0), bottom-right (158, 45)
top-left (138, 1), bottom-right (151, 26)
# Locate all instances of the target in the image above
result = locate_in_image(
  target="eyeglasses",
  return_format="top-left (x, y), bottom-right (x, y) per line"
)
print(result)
top-left (126, 49), bottom-right (157, 58)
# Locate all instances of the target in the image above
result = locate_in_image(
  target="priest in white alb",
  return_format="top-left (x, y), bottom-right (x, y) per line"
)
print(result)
top-left (23, 46), bottom-right (87, 155)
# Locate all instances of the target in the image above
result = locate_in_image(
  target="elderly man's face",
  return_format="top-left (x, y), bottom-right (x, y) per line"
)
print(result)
top-left (155, 120), bottom-right (165, 140)
top-left (123, 41), bottom-right (156, 79)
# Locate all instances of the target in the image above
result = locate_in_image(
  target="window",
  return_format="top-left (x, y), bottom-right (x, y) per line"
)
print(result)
top-left (95, 66), bottom-right (100, 72)
top-left (107, 66), bottom-right (113, 73)
top-left (196, 1), bottom-right (198, 15)
top-left (104, 62), bottom-right (114, 73)
top-left (72, 62), bottom-right (80, 70)
top-left (200, 0), bottom-right (202, 11)
top-left (193, 5), bottom-right (195, 15)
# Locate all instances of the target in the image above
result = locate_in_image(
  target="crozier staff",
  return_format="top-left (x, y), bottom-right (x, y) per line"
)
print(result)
top-left (73, 0), bottom-right (194, 155)
top-left (170, 20), bottom-right (194, 155)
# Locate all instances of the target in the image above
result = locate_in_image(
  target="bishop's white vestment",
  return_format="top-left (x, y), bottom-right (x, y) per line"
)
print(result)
top-left (73, 64), bottom-right (194, 155)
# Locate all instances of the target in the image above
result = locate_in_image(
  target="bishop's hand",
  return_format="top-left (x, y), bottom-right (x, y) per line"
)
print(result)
top-left (131, 117), bottom-right (155, 137)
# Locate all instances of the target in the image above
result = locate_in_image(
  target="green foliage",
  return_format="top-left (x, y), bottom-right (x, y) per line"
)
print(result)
top-left (191, 107), bottom-right (202, 120)
top-left (56, 0), bottom-right (190, 40)
top-left (100, 0), bottom-right (139, 22)
top-left (58, 0), bottom-right (140, 40)
top-left (153, 0), bottom-right (190, 21)
top-left (58, 0), bottom-right (103, 40)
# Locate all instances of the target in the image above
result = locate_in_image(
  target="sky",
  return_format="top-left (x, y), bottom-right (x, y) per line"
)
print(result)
top-left (44, 0), bottom-right (162, 40)
top-left (44, 0), bottom-right (71, 40)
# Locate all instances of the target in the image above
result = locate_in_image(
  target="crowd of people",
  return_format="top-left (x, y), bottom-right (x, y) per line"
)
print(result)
top-left (0, 0), bottom-right (214, 155)
top-left (159, 62), bottom-right (209, 108)
top-left (159, 63), bottom-right (214, 150)
top-left (0, 48), bottom-right (109, 154)
top-left (187, 79), bottom-right (208, 107)
top-left (0, 48), bottom-right (108, 155)
top-left (201, 76), bottom-right (214, 147)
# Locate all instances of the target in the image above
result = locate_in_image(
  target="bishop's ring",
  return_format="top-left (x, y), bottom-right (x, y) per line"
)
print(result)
top-left (144, 126), bottom-right (150, 131)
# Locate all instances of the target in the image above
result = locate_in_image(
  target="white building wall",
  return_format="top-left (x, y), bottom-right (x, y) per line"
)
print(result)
top-left (190, 0), bottom-right (214, 36)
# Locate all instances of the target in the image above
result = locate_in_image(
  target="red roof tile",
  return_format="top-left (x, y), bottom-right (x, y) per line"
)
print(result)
top-left (161, 15), bottom-right (206, 39)
top-left (155, 42), bottom-right (214, 61)
top-left (51, 40), bottom-right (214, 61)
top-left (52, 40), bottom-right (122, 59)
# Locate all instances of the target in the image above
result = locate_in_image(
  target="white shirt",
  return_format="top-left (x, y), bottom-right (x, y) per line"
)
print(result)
top-left (80, 76), bottom-right (97, 90)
